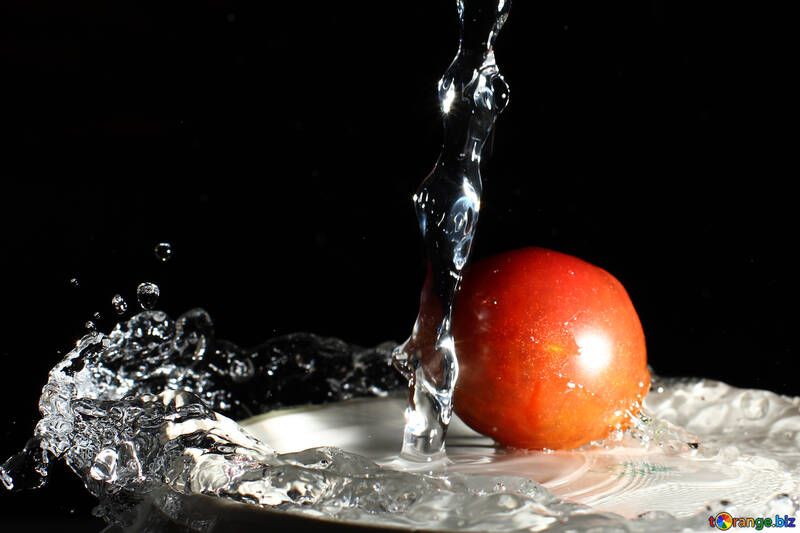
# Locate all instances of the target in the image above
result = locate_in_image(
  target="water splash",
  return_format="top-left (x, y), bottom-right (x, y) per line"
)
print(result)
top-left (0, 310), bottom-right (401, 494)
top-left (392, 0), bottom-right (512, 460)
top-left (2, 310), bottom-right (797, 531)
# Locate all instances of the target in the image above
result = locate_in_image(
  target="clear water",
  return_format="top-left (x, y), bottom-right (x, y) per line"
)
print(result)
top-left (1, 309), bottom-right (798, 532)
top-left (0, 310), bottom-right (403, 517)
top-left (392, 0), bottom-right (511, 461)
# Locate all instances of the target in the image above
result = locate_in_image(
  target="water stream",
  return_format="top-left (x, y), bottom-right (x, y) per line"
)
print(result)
top-left (392, 0), bottom-right (511, 461)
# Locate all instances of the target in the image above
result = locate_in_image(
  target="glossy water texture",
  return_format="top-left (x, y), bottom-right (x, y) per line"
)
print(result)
top-left (1, 309), bottom-right (798, 532)
top-left (392, 0), bottom-right (511, 461)
top-left (0, 310), bottom-right (401, 520)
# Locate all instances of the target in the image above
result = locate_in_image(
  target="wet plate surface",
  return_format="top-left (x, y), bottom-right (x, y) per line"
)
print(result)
top-left (241, 389), bottom-right (800, 522)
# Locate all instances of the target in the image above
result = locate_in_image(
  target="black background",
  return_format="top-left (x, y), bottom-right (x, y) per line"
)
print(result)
top-left (0, 1), bottom-right (794, 530)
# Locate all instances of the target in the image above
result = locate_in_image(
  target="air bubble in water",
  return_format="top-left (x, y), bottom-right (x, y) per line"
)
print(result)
top-left (93, 312), bottom-right (102, 321)
top-left (69, 278), bottom-right (79, 288)
top-left (85, 321), bottom-right (96, 331)
top-left (112, 295), bottom-right (127, 315)
top-left (154, 242), bottom-right (173, 262)
top-left (136, 283), bottom-right (160, 310)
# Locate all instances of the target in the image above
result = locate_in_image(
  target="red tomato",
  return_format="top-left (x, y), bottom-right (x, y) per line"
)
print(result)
top-left (419, 247), bottom-right (649, 450)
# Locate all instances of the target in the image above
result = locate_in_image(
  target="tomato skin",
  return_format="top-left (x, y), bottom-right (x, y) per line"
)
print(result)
top-left (421, 247), bottom-right (649, 450)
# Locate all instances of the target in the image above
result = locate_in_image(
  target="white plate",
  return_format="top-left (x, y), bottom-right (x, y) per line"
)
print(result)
top-left (241, 394), bottom-right (797, 520)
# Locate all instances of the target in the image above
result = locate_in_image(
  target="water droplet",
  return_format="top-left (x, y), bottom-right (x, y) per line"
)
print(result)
top-left (154, 242), bottom-right (173, 262)
top-left (112, 294), bottom-right (128, 315)
top-left (69, 278), bottom-right (79, 288)
top-left (136, 283), bottom-right (160, 310)
top-left (93, 312), bottom-right (102, 321)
